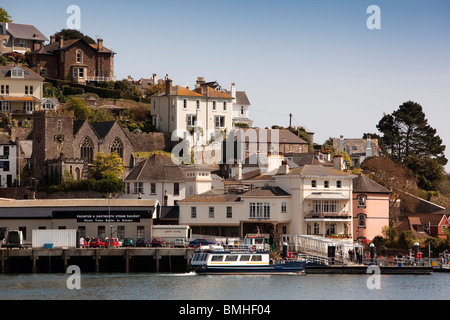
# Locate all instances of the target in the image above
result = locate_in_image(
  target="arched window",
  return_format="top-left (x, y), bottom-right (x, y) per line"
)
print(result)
top-left (80, 137), bottom-right (93, 163)
top-left (357, 194), bottom-right (367, 207)
top-left (76, 50), bottom-right (82, 63)
top-left (357, 213), bottom-right (367, 228)
top-left (110, 137), bottom-right (123, 159)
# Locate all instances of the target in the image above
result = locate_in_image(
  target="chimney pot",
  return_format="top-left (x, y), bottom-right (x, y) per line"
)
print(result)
top-left (50, 35), bottom-right (56, 43)
top-left (59, 36), bottom-right (64, 49)
top-left (97, 38), bottom-right (103, 51)
top-left (165, 75), bottom-right (172, 95)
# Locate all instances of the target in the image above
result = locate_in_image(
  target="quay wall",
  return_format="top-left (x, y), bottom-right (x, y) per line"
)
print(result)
top-left (0, 248), bottom-right (195, 274)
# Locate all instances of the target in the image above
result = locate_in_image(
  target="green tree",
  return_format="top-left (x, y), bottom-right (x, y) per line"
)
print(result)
top-left (53, 29), bottom-right (95, 44)
top-left (65, 97), bottom-right (91, 120)
top-left (0, 7), bottom-right (12, 23)
top-left (376, 101), bottom-right (447, 190)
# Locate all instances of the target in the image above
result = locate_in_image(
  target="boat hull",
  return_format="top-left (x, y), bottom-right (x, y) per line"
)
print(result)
top-left (192, 261), bottom-right (306, 275)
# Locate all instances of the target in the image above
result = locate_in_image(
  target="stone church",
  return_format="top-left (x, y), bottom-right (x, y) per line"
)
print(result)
top-left (32, 110), bottom-right (134, 182)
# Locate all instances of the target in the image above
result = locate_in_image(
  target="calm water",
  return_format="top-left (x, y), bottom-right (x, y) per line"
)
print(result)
top-left (0, 271), bottom-right (448, 300)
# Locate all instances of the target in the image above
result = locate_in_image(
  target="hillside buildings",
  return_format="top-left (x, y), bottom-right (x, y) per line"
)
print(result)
top-left (0, 22), bottom-right (47, 54)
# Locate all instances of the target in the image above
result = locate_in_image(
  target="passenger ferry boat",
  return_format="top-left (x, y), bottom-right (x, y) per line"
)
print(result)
top-left (190, 236), bottom-right (306, 275)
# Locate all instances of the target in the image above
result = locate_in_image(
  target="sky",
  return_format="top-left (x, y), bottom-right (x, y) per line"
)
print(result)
top-left (3, 0), bottom-right (450, 172)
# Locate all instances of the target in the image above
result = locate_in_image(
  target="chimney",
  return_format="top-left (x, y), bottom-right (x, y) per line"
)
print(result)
top-left (365, 135), bottom-right (372, 157)
top-left (165, 74), bottom-right (172, 95)
top-left (59, 36), bottom-right (64, 49)
top-left (231, 83), bottom-right (236, 100)
top-left (152, 73), bottom-right (158, 85)
top-left (236, 161), bottom-right (242, 181)
top-left (339, 135), bottom-right (344, 152)
top-left (50, 35), bottom-right (56, 43)
top-left (97, 38), bottom-right (103, 51)
top-left (196, 76), bottom-right (205, 88)
top-left (333, 155), bottom-right (344, 171)
top-left (278, 159), bottom-right (289, 175)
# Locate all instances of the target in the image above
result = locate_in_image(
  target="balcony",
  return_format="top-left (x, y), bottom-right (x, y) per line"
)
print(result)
top-left (305, 211), bottom-right (351, 220)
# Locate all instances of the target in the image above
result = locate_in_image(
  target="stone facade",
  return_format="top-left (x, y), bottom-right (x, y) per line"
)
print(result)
top-left (31, 110), bottom-right (135, 182)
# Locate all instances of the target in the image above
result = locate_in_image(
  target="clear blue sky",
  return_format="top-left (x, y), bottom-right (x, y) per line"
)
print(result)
top-left (3, 0), bottom-right (450, 172)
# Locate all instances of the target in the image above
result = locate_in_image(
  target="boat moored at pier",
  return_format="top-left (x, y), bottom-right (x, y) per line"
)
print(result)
top-left (190, 236), bottom-right (306, 275)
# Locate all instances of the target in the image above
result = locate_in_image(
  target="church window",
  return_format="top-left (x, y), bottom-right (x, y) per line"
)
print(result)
top-left (80, 137), bottom-right (94, 163)
top-left (110, 137), bottom-right (123, 159)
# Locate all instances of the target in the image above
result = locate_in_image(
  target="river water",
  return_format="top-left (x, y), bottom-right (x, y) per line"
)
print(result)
top-left (0, 271), bottom-right (447, 300)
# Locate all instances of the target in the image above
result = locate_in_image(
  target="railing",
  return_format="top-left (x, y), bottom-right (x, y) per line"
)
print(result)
top-left (86, 76), bottom-right (115, 82)
top-left (305, 211), bottom-right (351, 219)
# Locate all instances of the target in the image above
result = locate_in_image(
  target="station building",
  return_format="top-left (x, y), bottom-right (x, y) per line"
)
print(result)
top-left (0, 198), bottom-right (158, 245)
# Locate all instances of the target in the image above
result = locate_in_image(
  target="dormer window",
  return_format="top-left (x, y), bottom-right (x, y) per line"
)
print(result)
top-left (11, 66), bottom-right (24, 78)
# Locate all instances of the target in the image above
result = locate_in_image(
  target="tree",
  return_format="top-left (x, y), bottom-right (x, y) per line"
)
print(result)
top-left (53, 29), bottom-right (95, 44)
top-left (0, 7), bottom-right (12, 23)
top-left (361, 156), bottom-right (419, 221)
top-left (65, 97), bottom-right (91, 120)
top-left (91, 151), bottom-right (124, 180)
top-left (376, 101), bottom-right (447, 190)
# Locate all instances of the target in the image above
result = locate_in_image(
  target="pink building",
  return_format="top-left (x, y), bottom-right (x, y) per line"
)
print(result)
top-left (352, 175), bottom-right (391, 242)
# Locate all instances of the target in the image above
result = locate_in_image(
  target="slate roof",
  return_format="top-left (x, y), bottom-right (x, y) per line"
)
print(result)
top-left (178, 191), bottom-right (241, 203)
top-left (0, 65), bottom-right (44, 80)
top-left (31, 38), bottom-right (112, 55)
top-left (90, 121), bottom-right (116, 138)
top-left (1, 22), bottom-right (48, 41)
top-left (124, 153), bottom-right (185, 182)
top-left (241, 186), bottom-right (290, 197)
top-left (353, 175), bottom-right (391, 194)
top-left (238, 128), bottom-right (307, 144)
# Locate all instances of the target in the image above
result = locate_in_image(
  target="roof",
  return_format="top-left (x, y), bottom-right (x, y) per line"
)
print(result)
top-left (0, 65), bottom-right (44, 81)
top-left (353, 175), bottom-right (391, 194)
top-left (179, 191), bottom-right (242, 203)
top-left (152, 85), bottom-right (233, 99)
top-left (237, 128), bottom-right (308, 144)
top-left (30, 38), bottom-right (112, 55)
top-left (241, 186), bottom-right (290, 197)
top-left (90, 121), bottom-right (116, 138)
top-left (1, 22), bottom-right (48, 41)
top-left (124, 153), bottom-right (185, 182)
top-left (0, 198), bottom-right (158, 208)
top-left (289, 154), bottom-right (333, 167)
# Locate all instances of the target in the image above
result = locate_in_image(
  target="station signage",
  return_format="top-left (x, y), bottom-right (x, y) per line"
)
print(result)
top-left (52, 210), bottom-right (152, 222)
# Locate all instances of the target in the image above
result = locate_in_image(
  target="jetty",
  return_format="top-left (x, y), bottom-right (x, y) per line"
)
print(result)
top-left (0, 247), bottom-right (194, 274)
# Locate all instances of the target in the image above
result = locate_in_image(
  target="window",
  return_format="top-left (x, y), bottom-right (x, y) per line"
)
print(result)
top-left (110, 137), bottom-right (124, 159)
top-left (212, 101), bottom-right (216, 111)
top-left (223, 101), bottom-right (227, 111)
top-left (126, 183), bottom-right (130, 194)
top-left (183, 99), bottom-right (187, 109)
top-left (117, 226), bottom-right (125, 239)
top-left (57, 120), bottom-right (62, 132)
top-left (241, 106), bottom-right (244, 115)
top-left (311, 180), bottom-right (317, 188)
top-left (240, 255), bottom-right (251, 261)
top-left (134, 182), bottom-right (143, 194)
top-left (215, 116), bottom-right (225, 128)
top-left (1, 85), bottom-right (9, 94)
top-left (3, 146), bottom-right (9, 157)
top-left (187, 115), bottom-right (196, 126)
top-left (196, 100), bottom-right (200, 110)
top-left (211, 255), bottom-right (223, 262)
top-left (225, 255), bottom-right (238, 261)
top-left (281, 202), bottom-right (287, 213)
top-left (0, 101), bottom-right (10, 112)
top-left (25, 85), bottom-right (28, 95)
top-left (76, 51), bottom-right (82, 63)
top-left (150, 183), bottom-right (156, 195)
top-left (43, 100), bottom-right (54, 109)
top-left (137, 226), bottom-right (145, 239)
top-left (78, 226), bottom-right (86, 239)
top-left (358, 195), bottom-right (367, 207)
top-left (251, 255), bottom-right (262, 261)
top-left (73, 67), bottom-right (78, 79)
top-left (249, 202), bottom-right (270, 219)
top-left (313, 200), bottom-right (339, 213)
top-left (2, 39), bottom-right (6, 47)
top-left (337, 180), bottom-right (342, 188)
top-left (174, 183), bottom-right (180, 195)
top-left (191, 207), bottom-right (197, 219)
top-left (327, 223), bottom-right (336, 235)
top-left (313, 223), bottom-right (320, 234)
top-left (2, 161), bottom-right (9, 171)
top-left (78, 67), bottom-right (84, 78)
top-left (19, 39), bottom-right (25, 48)
top-left (23, 101), bottom-right (33, 113)
top-left (29, 86), bottom-right (33, 95)
top-left (358, 214), bottom-right (367, 228)
top-left (324, 180), bottom-right (329, 188)
top-left (98, 226), bottom-right (106, 238)
top-left (226, 206), bottom-right (232, 219)
top-left (209, 206), bottom-right (214, 219)
top-left (80, 137), bottom-right (93, 163)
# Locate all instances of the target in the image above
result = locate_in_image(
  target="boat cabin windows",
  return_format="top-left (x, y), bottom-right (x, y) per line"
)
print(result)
top-left (225, 255), bottom-right (239, 262)
top-left (211, 255), bottom-right (224, 262)
top-left (239, 255), bottom-right (251, 261)
top-left (192, 253), bottom-right (208, 261)
top-left (251, 255), bottom-right (262, 261)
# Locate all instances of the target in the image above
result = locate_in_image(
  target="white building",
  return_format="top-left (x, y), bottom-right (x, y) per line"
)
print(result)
top-left (0, 135), bottom-right (17, 188)
top-left (150, 76), bottom-right (234, 140)
top-left (229, 82), bottom-right (252, 127)
top-left (121, 153), bottom-right (216, 206)
top-left (179, 158), bottom-right (355, 240)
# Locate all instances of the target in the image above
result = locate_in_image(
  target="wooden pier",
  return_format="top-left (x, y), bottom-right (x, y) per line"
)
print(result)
top-left (0, 248), bottom-right (195, 274)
